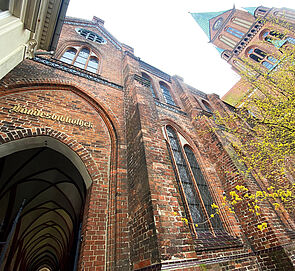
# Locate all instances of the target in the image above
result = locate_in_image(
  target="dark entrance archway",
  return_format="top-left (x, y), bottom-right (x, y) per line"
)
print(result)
top-left (0, 140), bottom-right (89, 271)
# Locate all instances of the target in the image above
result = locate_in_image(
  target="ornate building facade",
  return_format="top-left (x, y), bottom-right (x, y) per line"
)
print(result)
top-left (0, 8), bottom-right (294, 271)
top-left (192, 6), bottom-right (295, 106)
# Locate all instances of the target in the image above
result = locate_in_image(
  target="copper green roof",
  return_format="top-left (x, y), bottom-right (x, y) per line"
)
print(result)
top-left (190, 11), bottom-right (229, 54)
top-left (215, 46), bottom-right (225, 54)
top-left (242, 7), bottom-right (257, 16)
top-left (190, 10), bottom-right (229, 39)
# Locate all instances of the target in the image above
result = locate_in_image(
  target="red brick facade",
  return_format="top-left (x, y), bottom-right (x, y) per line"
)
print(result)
top-left (219, 6), bottom-right (295, 106)
top-left (0, 13), bottom-right (294, 271)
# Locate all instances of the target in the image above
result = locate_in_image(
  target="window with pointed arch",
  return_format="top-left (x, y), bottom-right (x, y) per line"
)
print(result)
top-left (261, 30), bottom-right (295, 48)
top-left (165, 126), bottom-right (223, 234)
top-left (201, 100), bottom-right (213, 114)
top-left (60, 47), bottom-right (99, 73)
top-left (247, 48), bottom-right (278, 70)
top-left (160, 82), bottom-right (176, 106)
top-left (142, 72), bottom-right (156, 98)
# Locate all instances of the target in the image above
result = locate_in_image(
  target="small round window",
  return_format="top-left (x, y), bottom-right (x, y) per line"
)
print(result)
top-left (76, 28), bottom-right (106, 44)
top-left (213, 18), bottom-right (224, 31)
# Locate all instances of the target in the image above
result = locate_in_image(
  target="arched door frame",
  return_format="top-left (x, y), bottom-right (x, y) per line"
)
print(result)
top-left (0, 136), bottom-right (93, 189)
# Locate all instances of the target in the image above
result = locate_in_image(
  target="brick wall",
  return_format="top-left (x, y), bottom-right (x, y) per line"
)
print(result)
top-left (0, 14), bottom-right (294, 271)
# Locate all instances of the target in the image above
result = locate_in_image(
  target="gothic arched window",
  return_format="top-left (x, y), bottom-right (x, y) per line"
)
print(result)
top-left (60, 48), bottom-right (77, 64)
top-left (202, 100), bottom-right (213, 114)
top-left (184, 145), bottom-right (223, 230)
top-left (262, 30), bottom-right (295, 48)
top-left (142, 73), bottom-right (156, 98)
top-left (160, 82), bottom-right (175, 106)
top-left (60, 47), bottom-right (99, 73)
top-left (262, 30), bottom-right (286, 48)
top-left (166, 126), bottom-right (223, 233)
top-left (247, 48), bottom-right (278, 70)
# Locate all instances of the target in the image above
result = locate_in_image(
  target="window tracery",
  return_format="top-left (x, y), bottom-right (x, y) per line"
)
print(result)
top-left (60, 47), bottom-right (99, 73)
top-left (142, 72), bottom-right (156, 98)
top-left (247, 48), bottom-right (278, 70)
top-left (201, 100), bottom-right (213, 114)
top-left (262, 30), bottom-right (295, 48)
top-left (76, 28), bottom-right (106, 44)
top-left (166, 126), bottom-right (223, 234)
top-left (160, 82), bottom-right (176, 106)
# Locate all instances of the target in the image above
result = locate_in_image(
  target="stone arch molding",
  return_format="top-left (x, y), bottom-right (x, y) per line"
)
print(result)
top-left (0, 78), bottom-right (121, 144)
top-left (0, 129), bottom-right (97, 188)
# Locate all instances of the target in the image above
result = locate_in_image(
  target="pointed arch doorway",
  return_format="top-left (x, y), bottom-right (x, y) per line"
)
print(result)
top-left (0, 136), bottom-right (93, 271)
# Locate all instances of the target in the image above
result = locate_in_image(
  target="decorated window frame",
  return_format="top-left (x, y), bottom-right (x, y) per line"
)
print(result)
top-left (165, 125), bottom-right (224, 236)
top-left (75, 28), bottom-right (107, 44)
top-left (159, 81), bottom-right (176, 106)
top-left (246, 47), bottom-right (278, 71)
top-left (141, 72), bottom-right (157, 98)
top-left (60, 46), bottom-right (100, 73)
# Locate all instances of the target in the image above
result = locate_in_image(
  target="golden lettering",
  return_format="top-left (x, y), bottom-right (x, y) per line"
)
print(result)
top-left (78, 119), bottom-right (84, 126)
top-left (9, 105), bottom-right (21, 113)
top-left (8, 105), bottom-right (93, 129)
top-left (33, 110), bottom-right (41, 117)
top-left (19, 107), bottom-right (27, 114)
top-left (26, 109), bottom-right (34, 115)
top-left (45, 113), bottom-right (51, 119)
top-left (51, 114), bottom-right (57, 120)
top-left (65, 116), bottom-right (71, 123)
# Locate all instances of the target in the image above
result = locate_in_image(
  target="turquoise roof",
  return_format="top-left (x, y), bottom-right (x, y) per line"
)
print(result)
top-left (242, 7), bottom-right (257, 16)
top-left (190, 10), bottom-right (229, 39)
top-left (215, 46), bottom-right (225, 54)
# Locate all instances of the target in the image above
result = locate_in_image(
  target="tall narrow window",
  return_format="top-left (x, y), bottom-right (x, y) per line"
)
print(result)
top-left (60, 47), bottom-right (99, 73)
top-left (262, 30), bottom-right (286, 48)
top-left (74, 47), bottom-right (90, 69)
top-left (87, 57), bottom-right (99, 73)
top-left (166, 126), bottom-right (223, 233)
top-left (219, 35), bottom-right (237, 49)
top-left (226, 27), bottom-right (244, 39)
top-left (142, 73), bottom-right (156, 98)
top-left (262, 30), bottom-right (295, 47)
top-left (184, 146), bottom-right (223, 230)
top-left (60, 48), bottom-right (77, 64)
top-left (160, 82), bottom-right (176, 106)
top-left (202, 100), bottom-right (213, 114)
top-left (247, 48), bottom-right (278, 70)
top-left (232, 17), bottom-right (252, 29)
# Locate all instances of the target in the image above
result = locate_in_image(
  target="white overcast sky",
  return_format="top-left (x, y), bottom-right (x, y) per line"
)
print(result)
top-left (67, 0), bottom-right (295, 97)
